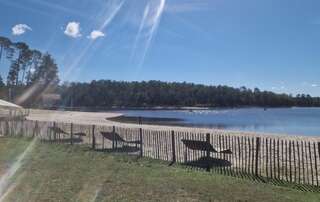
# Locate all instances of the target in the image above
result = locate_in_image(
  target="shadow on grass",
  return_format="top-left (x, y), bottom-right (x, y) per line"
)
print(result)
top-left (41, 138), bottom-right (83, 144)
top-left (183, 157), bottom-right (231, 169)
top-left (95, 146), bottom-right (140, 153)
top-left (180, 157), bottom-right (320, 193)
top-left (38, 140), bottom-right (320, 193)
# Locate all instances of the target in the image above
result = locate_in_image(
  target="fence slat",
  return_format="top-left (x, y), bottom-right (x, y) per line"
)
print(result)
top-left (92, 125), bottom-right (95, 150)
top-left (171, 130), bottom-right (176, 164)
top-left (255, 137), bottom-right (260, 176)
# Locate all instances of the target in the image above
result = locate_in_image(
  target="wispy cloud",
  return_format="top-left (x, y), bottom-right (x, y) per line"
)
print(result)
top-left (131, 0), bottom-right (166, 69)
top-left (28, 0), bottom-right (88, 17)
top-left (165, 0), bottom-right (211, 13)
top-left (0, 0), bottom-right (50, 17)
top-left (301, 81), bottom-right (319, 88)
top-left (12, 24), bottom-right (32, 35)
top-left (64, 22), bottom-right (81, 38)
top-left (271, 86), bottom-right (286, 90)
top-left (98, 0), bottom-right (124, 30)
top-left (87, 30), bottom-right (105, 40)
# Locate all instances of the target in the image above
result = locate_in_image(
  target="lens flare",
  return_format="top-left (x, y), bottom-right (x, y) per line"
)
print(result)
top-left (0, 139), bottom-right (36, 201)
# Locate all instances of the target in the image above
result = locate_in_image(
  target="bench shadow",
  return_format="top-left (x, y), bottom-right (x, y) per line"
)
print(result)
top-left (183, 157), bottom-right (231, 169)
top-left (95, 145), bottom-right (140, 153)
top-left (41, 138), bottom-right (83, 144)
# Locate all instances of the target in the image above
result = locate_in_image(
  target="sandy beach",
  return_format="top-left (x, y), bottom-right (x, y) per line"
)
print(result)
top-left (26, 109), bottom-right (320, 141)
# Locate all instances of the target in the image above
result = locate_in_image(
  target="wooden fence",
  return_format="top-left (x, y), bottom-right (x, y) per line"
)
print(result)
top-left (0, 119), bottom-right (319, 188)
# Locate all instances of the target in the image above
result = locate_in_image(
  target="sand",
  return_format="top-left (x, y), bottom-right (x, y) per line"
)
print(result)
top-left (26, 109), bottom-right (320, 141)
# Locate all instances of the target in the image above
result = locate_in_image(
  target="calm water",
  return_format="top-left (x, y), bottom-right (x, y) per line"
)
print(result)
top-left (116, 108), bottom-right (320, 136)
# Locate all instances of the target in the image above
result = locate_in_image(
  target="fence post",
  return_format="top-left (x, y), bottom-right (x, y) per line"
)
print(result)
top-left (318, 142), bottom-right (320, 161)
top-left (139, 128), bottom-right (143, 157)
top-left (255, 137), bottom-right (260, 176)
top-left (112, 126), bottom-right (115, 149)
top-left (53, 122), bottom-right (57, 142)
top-left (313, 143), bottom-right (318, 186)
top-left (70, 123), bottom-right (73, 145)
top-left (92, 125), bottom-right (96, 150)
top-left (171, 130), bottom-right (176, 164)
top-left (5, 121), bottom-right (9, 136)
top-left (33, 120), bottom-right (38, 138)
top-left (206, 133), bottom-right (211, 172)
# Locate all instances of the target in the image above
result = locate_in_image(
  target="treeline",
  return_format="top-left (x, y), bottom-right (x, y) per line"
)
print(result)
top-left (0, 36), bottom-right (59, 105)
top-left (58, 80), bottom-right (320, 108)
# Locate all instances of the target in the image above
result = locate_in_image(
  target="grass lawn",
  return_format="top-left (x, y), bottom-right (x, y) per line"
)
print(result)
top-left (0, 137), bottom-right (319, 202)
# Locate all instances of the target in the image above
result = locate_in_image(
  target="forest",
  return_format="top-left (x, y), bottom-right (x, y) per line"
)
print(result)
top-left (58, 80), bottom-right (320, 108)
top-left (0, 36), bottom-right (319, 108)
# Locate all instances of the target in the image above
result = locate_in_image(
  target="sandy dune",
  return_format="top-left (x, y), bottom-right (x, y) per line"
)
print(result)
top-left (27, 109), bottom-right (121, 125)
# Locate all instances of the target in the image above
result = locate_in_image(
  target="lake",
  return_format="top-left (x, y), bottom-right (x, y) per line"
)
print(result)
top-left (115, 108), bottom-right (320, 136)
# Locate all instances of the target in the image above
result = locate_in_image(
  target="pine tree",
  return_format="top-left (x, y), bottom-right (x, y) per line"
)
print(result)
top-left (0, 75), bottom-right (4, 87)
top-left (7, 60), bottom-right (19, 86)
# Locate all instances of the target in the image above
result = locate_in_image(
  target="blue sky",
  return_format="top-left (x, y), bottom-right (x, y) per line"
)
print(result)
top-left (0, 0), bottom-right (320, 96)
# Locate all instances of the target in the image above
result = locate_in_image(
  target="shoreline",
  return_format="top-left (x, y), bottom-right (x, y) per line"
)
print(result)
top-left (107, 115), bottom-right (238, 129)
top-left (35, 106), bottom-right (320, 112)
top-left (24, 109), bottom-right (320, 140)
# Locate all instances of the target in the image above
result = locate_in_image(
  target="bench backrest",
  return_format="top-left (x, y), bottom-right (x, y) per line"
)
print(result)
top-left (48, 126), bottom-right (68, 134)
top-left (181, 139), bottom-right (217, 152)
top-left (100, 131), bottom-right (125, 142)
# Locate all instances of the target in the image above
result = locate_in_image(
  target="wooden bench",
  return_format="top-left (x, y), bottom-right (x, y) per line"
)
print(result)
top-left (181, 139), bottom-right (232, 166)
top-left (181, 139), bottom-right (232, 154)
top-left (48, 127), bottom-right (84, 143)
top-left (48, 126), bottom-right (68, 135)
top-left (100, 131), bottom-right (141, 149)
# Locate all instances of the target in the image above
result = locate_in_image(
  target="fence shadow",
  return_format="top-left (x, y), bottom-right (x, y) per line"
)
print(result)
top-left (181, 161), bottom-right (320, 193)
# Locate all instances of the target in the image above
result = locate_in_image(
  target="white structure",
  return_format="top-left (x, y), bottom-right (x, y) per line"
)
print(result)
top-left (0, 99), bottom-right (22, 109)
top-left (0, 99), bottom-right (25, 119)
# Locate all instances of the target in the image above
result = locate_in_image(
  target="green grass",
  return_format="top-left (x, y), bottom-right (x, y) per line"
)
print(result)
top-left (0, 137), bottom-right (319, 202)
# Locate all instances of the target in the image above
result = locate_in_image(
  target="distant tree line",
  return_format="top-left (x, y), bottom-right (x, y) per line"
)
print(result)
top-left (0, 36), bottom-right (59, 105)
top-left (58, 80), bottom-right (320, 108)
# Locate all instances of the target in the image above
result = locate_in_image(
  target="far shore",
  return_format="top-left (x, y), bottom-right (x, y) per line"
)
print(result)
top-left (36, 105), bottom-right (319, 112)
top-left (24, 109), bottom-right (320, 141)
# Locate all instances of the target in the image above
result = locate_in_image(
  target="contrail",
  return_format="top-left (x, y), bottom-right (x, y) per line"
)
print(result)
top-left (132, 0), bottom-right (166, 74)
top-left (130, 4), bottom-right (150, 61)
top-left (0, 139), bottom-right (36, 201)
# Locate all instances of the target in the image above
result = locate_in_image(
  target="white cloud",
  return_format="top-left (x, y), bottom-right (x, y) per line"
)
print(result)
top-left (64, 22), bottom-right (81, 38)
top-left (12, 24), bottom-right (32, 35)
top-left (311, 84), bottom-right (318, 87)
top-left (87, 30), bottom-right (105, 40)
